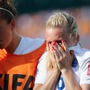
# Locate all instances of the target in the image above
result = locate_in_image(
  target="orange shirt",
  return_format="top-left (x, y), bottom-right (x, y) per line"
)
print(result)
top-left (0, 42), bottom-right (46, 90)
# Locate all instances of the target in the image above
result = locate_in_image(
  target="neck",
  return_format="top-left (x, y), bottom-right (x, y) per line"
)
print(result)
top-left (5, 31), bottom-right (21, 54)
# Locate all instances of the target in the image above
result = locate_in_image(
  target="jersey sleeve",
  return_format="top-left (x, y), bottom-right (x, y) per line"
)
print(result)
top-left (80, 58), bottom-right (90, 85)
top-left (35, 52), bottom-right (48, 84)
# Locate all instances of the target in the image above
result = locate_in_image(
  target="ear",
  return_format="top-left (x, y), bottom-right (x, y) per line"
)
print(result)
top-left (74, 34), bottom-right (80, 44)
top-left (10, 19), bottom-right (16, 31)
top-left (76, 34), bottom-right (80, 42)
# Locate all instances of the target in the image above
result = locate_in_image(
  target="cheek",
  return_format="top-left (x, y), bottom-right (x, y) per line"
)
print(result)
top-left (5, 31), bottom-right (12, 41)
top-left (46, 42), bottom-right (50, 51)
top-left (3, 29), bottom-right (12, 38)
top-left (66, 39), bottom-right (75, 47)
top-left (2, 31), bottom-right (12, 47)
top-left (46, 42), bottom-right (52, 52)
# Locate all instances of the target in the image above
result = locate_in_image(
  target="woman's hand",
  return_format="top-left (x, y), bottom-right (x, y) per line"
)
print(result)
top-left (47, 40), bottom-right (74, 72)
top-left (53, 40), bottom-right (74, 72)
top-left (47, 41), bottom-right (60, 71)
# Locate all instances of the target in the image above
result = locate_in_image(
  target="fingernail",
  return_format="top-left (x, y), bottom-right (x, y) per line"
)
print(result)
top-left (52, 41), bottom-right (56, 46)
top-left (62, 40), bottom-right (64, 43)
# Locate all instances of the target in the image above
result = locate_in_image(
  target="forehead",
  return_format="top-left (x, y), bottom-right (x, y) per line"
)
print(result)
top-left (46, 27), bottom-right (69, 41)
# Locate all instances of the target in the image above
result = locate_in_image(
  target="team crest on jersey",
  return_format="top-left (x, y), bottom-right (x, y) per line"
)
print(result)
top-left (88, 62), bottom-right (90, 75)
top-left (56, 76), bottom-right (65, 90)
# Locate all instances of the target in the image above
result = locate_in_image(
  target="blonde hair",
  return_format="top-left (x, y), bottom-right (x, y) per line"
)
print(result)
top-left (46, 11), bottom-right (78, 71)
top-left (46, 11), bottom-right (78, 37)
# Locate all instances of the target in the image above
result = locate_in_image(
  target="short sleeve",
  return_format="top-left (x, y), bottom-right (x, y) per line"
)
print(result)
top-left (80, 58), bottom-right (90, 85)
top-left (35, 52), bottom-right (48, 84)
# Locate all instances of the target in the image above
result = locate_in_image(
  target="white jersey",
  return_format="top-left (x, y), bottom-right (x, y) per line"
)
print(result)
top-left (35, 44), bottom-right (90, 90)
top-left (14, 36), bottom-right (45, 54)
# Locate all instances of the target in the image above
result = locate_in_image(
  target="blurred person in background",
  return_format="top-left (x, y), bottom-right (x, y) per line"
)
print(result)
top-left (33, 12), bottom-right (90, 90)
top-left (0, 0), bottom-right (45, 90)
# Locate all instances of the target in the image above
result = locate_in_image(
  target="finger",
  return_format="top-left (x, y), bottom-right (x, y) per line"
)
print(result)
top-left (55, 43), bottom-right (66, 58)
top-left (61, 40), bottom-right (68, 52)
top-left (53, 51), bottom-right (61, 70)
top-left (54, 48), bottom-right (62, 59)
top-left (70, 50), bottom-right (75, 58)
top-left (70, 50), bottom-right (74, 55)
top-left (53, 47), bottom-right (63, 62)
top-left (48, 44), bottom-right (56, 60)
top-left (51, 41), bottom-right (56, 51)
top-left (49, 44), bottom-right (52, 53)
top-left (49, 52), bottom-right (55, 60)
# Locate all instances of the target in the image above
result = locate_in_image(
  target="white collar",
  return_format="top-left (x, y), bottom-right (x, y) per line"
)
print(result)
top-left (68, 43), bottom-right (84, 56)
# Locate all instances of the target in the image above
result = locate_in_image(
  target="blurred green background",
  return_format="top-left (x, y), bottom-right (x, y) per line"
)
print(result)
top-left (13, 0), bottom-right (90, 14)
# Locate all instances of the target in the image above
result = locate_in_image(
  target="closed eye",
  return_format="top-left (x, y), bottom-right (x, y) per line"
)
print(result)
top-left (56, 40), bottom-right (62, 44)
top-left (48, 41), bottom-right (52, 44)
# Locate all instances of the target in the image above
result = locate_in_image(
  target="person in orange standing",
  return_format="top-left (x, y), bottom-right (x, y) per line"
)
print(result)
top-left (0, 1), bottom-right (45, 90)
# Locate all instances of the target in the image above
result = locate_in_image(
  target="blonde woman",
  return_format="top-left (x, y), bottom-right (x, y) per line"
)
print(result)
top-left (33, 12), bottom-right (90, 90)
